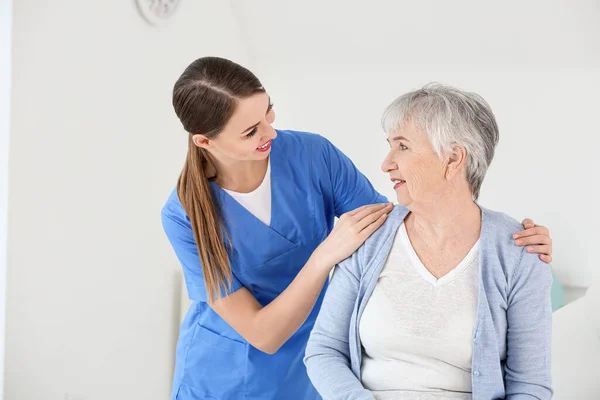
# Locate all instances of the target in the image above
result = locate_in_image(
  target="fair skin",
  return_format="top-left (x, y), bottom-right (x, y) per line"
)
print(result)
top-left (194, 92), bottom-right (391, 354)
top-left (194, 93), bottom-right (552, 354)
top-left (381, 120), bottom-right (552, 278)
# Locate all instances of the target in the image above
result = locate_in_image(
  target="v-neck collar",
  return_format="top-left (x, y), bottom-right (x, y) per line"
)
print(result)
top-left (223, 157), bottom-right (271, 199)
top-left (222, 157), bottom-right (272, 227)
top-left (209, 137), bottom-right (300, 271)
top-left (399, 221), bottom-right (480, 287)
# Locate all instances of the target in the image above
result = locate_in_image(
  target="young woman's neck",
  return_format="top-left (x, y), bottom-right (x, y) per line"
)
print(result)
top-left (212, 156), bottom-right (269, 193)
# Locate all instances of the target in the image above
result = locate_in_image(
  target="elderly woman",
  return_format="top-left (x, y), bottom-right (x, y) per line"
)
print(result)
top-left (304, 84), bottom-right (553, 400)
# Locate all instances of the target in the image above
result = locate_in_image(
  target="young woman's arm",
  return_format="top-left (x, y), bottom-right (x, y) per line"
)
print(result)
top-left (209, 203), bottom-right (392, 354)
top-left (319, 136), bottom-right (388, 215)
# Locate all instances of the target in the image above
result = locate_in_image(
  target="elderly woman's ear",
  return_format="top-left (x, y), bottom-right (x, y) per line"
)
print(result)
top-left (445, 144), bottom-right (468, 179)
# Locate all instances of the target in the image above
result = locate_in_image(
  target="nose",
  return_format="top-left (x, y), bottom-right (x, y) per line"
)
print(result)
top-left (268, 128), bottom-right (277, 141)
top-left (263, 113), bottom-right (277, 139)
top-left (261, 124), bottom-right (277, 143)
top-left (381, 151), bottom-right (397, 173)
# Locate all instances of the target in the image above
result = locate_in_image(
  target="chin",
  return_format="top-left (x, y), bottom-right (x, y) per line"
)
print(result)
top-left (254, 150), bottom-right (271, 160)
top-left (395, 194), bottom-right (412, 209)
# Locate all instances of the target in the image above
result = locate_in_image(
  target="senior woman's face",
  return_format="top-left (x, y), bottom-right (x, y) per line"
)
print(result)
top-left (381, 122), bottom-right (447, 208)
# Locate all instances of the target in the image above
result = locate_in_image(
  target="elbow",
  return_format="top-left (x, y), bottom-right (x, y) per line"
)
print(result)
top-left (505, 380), bottom-right (553, 400)
top-left (255, 344), bottom-right (280, 355)
top-left (250, 337), bottom-right (283, 355)
top-left (239, 320), bottom-right (286, 354)
top-left (303, 354), bottom-right (319, 377)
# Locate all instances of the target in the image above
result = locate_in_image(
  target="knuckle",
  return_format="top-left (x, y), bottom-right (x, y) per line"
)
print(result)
top-left (543, 235), bottom-right (551, 244)
top-left (517, 237), bottom-right (528, 245)
top-left (533, 235), bottom-right (545, 243)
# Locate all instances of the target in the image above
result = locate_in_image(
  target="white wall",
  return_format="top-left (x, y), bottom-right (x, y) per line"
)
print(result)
top-left (4, 1), bottom-right (598, 398)
top-left (232, 0), bottom-right (600, 288)
top-left (5, 2), bottom-right (248, 400)
top-left (1, 0), bottom-right (12, 397)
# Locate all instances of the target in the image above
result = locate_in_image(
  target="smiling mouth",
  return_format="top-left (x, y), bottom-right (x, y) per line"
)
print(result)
top-left (392, 179), bottom-right (406, 189)
top-left (256, 140), bottom-right (272, 152)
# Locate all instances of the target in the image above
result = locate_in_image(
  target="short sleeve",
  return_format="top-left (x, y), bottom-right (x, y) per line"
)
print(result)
top-left (161, 211), bottom-right (243, 302)
top-left (322, 137), bottom-right (388, 216)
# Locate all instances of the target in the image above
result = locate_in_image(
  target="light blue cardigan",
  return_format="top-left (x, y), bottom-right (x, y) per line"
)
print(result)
top-left (304, 205), bottom-right (553, 400)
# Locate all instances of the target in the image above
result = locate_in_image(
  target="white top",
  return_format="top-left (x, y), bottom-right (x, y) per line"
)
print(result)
top-left (359, 222), bottom-right (480, 400)
top-left (223, 158), bottom-right (272, 226)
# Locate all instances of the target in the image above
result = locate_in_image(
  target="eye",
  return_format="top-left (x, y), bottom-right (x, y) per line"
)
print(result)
top-left (267, 102), bottom-right (274, 112)
top-left (246, 127), bottom-right (258, 138)
top-left (399, 144), bottom-right (408, 150)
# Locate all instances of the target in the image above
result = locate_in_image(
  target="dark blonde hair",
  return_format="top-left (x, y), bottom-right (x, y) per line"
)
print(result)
top-left (172, 57), bottom-right (265, 302)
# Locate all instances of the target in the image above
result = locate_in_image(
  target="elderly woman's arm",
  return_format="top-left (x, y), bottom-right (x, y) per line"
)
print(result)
top-left (505, 249), bottom-right (554, 399)
top-left (304, 255), bottom-right (374, 400)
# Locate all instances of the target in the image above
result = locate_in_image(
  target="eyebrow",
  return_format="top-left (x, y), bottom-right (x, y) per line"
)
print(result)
top-left (386, 135), bottom-right (410, 143)
top-left (240, 97), bottom-right (272, 135)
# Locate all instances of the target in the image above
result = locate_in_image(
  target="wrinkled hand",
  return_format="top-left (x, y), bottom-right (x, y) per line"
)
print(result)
top-left (313, 203), bottom-right (394, 270)
top-left (514, 218), bottom-right (553, 264)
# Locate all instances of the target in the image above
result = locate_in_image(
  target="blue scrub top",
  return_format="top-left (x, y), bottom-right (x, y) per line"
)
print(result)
top-left (162, 130), bottom-right (387, 400)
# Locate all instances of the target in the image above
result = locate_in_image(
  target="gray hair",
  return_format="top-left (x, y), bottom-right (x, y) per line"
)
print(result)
top-left (381, 83), bottom-right (499, 200)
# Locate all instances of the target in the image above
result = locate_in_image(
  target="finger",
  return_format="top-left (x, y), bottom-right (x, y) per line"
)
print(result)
top-left (343, 204), bottom-right (374, 218)
top-left (352, 202), bottom-right (393, 221)
top-left (514, 235), bottom-right (552, 247)
top-left (358, 213), bottom-right (388, 240)
top-left (513, 225), bottom-right (550, 239)
top-left (540, 254), bottom-right (552, 264)
top-left (536, 225), bottom-right (550, 236)
top-left (526, 245), bottom-right (551, 256)
top-left (521, 218), bottom-right (535, 229)
top-left (347, 202), bottom-right (390, 217)
top-left (354, 205), bottom-right (392, 232)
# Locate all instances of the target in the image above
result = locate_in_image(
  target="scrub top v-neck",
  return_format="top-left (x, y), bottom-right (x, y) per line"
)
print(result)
top-left (162, 130), bottom-right (387, 400)
top-left (223, 157), bottom-right (272, 226)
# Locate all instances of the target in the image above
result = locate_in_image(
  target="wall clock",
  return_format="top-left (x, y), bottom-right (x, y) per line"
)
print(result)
top-left (136, 0), bottom-right (182, 26)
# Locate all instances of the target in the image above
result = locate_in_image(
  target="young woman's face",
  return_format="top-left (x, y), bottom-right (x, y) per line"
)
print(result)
top-left (194, 93), bottom-right (277, 162)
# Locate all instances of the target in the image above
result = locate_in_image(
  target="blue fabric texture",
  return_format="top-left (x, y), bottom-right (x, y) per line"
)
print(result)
top-left (162, 130), bottom-right (386, 400)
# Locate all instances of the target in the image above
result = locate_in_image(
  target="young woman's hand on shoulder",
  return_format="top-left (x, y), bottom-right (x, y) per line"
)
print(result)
top-left (312, 203), bottom-right (393, 271)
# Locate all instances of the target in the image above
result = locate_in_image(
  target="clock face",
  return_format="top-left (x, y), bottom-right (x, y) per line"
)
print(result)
top-left (136, 0), bottom-right (181, 26)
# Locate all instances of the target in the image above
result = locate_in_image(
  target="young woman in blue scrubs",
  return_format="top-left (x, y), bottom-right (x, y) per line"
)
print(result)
top-left (161, 57), bottom-right (554, 400)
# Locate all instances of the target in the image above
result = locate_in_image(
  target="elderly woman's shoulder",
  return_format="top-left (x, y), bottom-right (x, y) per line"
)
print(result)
top-left (480, 206), bottom-right (524, 233)
top-left (357, 204), bottom-right (410, 271)
top-left (480, 207), bottom-right (526, 253)
top-left (364, 204), bottom-right (410, 247)
top-left (479, 206), bottom-right (546, 271)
